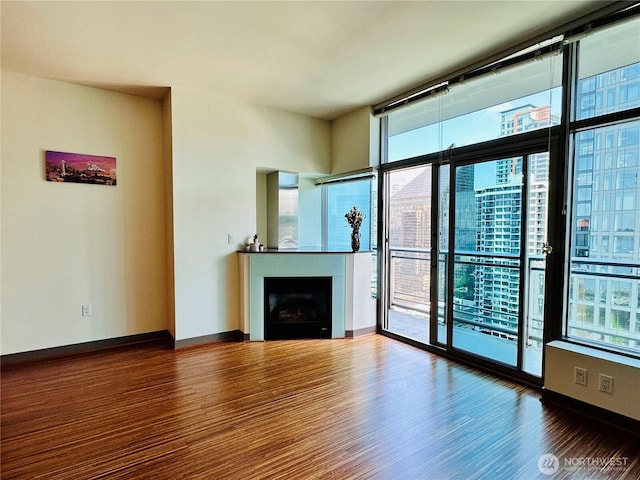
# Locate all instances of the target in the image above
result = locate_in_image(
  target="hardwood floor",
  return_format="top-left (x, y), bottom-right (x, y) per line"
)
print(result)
top-left (2, 335), bottom-right (638, 479)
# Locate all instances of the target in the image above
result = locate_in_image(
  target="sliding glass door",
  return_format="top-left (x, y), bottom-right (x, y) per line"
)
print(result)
top-left (449, 154), bottom-right (548, 375)
top-left (382, 146), bottom-right (550, 379)
top-left (383, 165), bottom-right (433, 344)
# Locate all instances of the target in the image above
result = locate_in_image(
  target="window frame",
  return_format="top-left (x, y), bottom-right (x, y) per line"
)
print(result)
top-left (376, 8), bottom-right (640, 361)
top-left (561, 14), bottom-right (640, 358)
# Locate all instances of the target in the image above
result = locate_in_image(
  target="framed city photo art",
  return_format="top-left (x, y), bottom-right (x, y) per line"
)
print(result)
top-left (45, 150), bottom-right (117, 186)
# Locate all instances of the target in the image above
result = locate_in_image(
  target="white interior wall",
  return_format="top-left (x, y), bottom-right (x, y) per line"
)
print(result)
top-left (1, 71), bottom-right (167, 354)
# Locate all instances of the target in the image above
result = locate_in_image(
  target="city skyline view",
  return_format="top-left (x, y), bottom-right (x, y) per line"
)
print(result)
top-left (383, 53), bottom-right (640, 368)
top-left (45, 150), bottom-right (117, 185)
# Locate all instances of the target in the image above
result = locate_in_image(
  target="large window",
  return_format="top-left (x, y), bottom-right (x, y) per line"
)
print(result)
top-left (575, 17), bottom-right (640, 120)
top-left (564, 31), bottom-right (640, 353)
top-left (568, 123), bottom-right (639, 353)
top-left (387, 46), bottom-right (563, 163)
top-left (378, 8), bottom-right (640, 370)
top-left (324, 178), bottom-right (373, 252)
top-left (322, 175), bottom-right (378, 296)
top-left (566, 13), bottom-right (640, 354)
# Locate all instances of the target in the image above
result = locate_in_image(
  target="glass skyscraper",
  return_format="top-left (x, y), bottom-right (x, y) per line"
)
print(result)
top-left (568, 61), bottom-right (640, 351)
top-left (469, 105), bottom-right (556, 338)
top-left (474, 63), bottom-right (640, 351)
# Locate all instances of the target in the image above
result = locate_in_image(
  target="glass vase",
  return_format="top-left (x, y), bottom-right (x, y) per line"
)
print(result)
top-left (351, 229), bottom-right (360, 252)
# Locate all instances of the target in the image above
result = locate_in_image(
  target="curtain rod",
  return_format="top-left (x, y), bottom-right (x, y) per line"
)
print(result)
top-left (373, 41), bottom-right (563, 117)
top-left (372, 1), bottom-right (634, 117)
top-left (315, 167), bottom-right (376, 186)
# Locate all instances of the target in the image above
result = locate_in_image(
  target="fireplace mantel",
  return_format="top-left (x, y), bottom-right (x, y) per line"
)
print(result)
top-left (238, 252), bottom-right (376, 340)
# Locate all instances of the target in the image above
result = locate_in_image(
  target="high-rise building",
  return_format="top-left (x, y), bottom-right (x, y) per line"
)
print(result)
top-left (471, 105), bottom-right (557, 334)
top-left (474, 181), bottom-right (522, 328)
top-left (499, 104), bottom-right (558, 138)
top-left (389, 168), bottom-right (433, 311)
top-left (568, 61), bottom-right (640, 350)
top-left (496, 105), bottom-right (558, 185)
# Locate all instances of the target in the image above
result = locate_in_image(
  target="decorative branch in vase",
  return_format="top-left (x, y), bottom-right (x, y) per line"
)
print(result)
top-left (345, 206), bottom-right (364, 252)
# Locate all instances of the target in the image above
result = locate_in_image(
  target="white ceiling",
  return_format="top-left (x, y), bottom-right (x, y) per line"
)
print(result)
top-left (1, 1), bottom-right (612, 120)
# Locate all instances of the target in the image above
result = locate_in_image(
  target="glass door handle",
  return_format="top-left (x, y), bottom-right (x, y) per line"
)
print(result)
top-left (542, 242), bottom-right (553, 255)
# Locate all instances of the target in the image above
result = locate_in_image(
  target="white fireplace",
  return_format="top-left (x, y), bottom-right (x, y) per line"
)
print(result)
top-left (238, 251), bottom-right (375, 340)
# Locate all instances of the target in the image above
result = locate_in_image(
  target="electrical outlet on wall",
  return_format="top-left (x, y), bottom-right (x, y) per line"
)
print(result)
top-left (574, 366), bottom-right (588, 386)
top-left (599, 374), bottom-right (614, 394)
top-left (82, 304), bottom-right (93, 316)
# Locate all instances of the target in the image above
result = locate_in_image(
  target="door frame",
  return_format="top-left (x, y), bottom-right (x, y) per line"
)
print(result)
top-left (378, 128), bottom-right (562, 387)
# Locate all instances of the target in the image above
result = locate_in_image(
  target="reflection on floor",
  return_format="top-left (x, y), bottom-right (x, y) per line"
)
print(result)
top-left (387, 308), bottom-right (542, 376)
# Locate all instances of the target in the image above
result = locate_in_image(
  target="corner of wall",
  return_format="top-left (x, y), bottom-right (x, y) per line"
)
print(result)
top-left (163, 89), bottom-right (176, 339)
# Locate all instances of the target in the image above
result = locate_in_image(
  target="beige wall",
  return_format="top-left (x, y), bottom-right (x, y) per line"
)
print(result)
top-left (1, 71), bottom-right (168, 354)
top-left (0, 73), bottom-right (331, 353)
top-left (545, 341), bottom-right (640, 420)
top-left (331, 106), bottom-right (380, 174)
top-left (168, 88), bottom-right (330, 341)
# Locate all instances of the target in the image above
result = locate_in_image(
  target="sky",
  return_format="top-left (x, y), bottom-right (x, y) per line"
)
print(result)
top-left (45, 150), bottom-right (116, 172)
top-left (387, 89), bottom-right (561, 190)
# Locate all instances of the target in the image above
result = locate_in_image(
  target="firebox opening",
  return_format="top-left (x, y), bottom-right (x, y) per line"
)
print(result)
top-left (264, 276), bottom-right (332, 340)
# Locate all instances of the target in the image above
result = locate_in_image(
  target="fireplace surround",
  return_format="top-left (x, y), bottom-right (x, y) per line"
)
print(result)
top-left (238, 251), bottom-right (375, 340)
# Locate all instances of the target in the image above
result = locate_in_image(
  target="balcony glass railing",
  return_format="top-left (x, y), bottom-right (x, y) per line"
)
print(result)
top-left (386, 248), bottom-right (546, 347)
top-left (568, 258), bottom-right (640, 352)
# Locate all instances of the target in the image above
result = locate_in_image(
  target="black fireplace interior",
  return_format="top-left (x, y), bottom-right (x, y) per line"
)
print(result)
top-left (264, 276), bottom-right (332, 340)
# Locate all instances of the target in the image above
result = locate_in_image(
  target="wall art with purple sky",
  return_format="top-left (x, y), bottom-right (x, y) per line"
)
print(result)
top-left (45, 150), bottom-right (117, 186)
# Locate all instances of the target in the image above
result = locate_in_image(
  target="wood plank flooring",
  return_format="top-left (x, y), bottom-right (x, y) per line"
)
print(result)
top-left (2, 335), bottom-right (638, 479)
